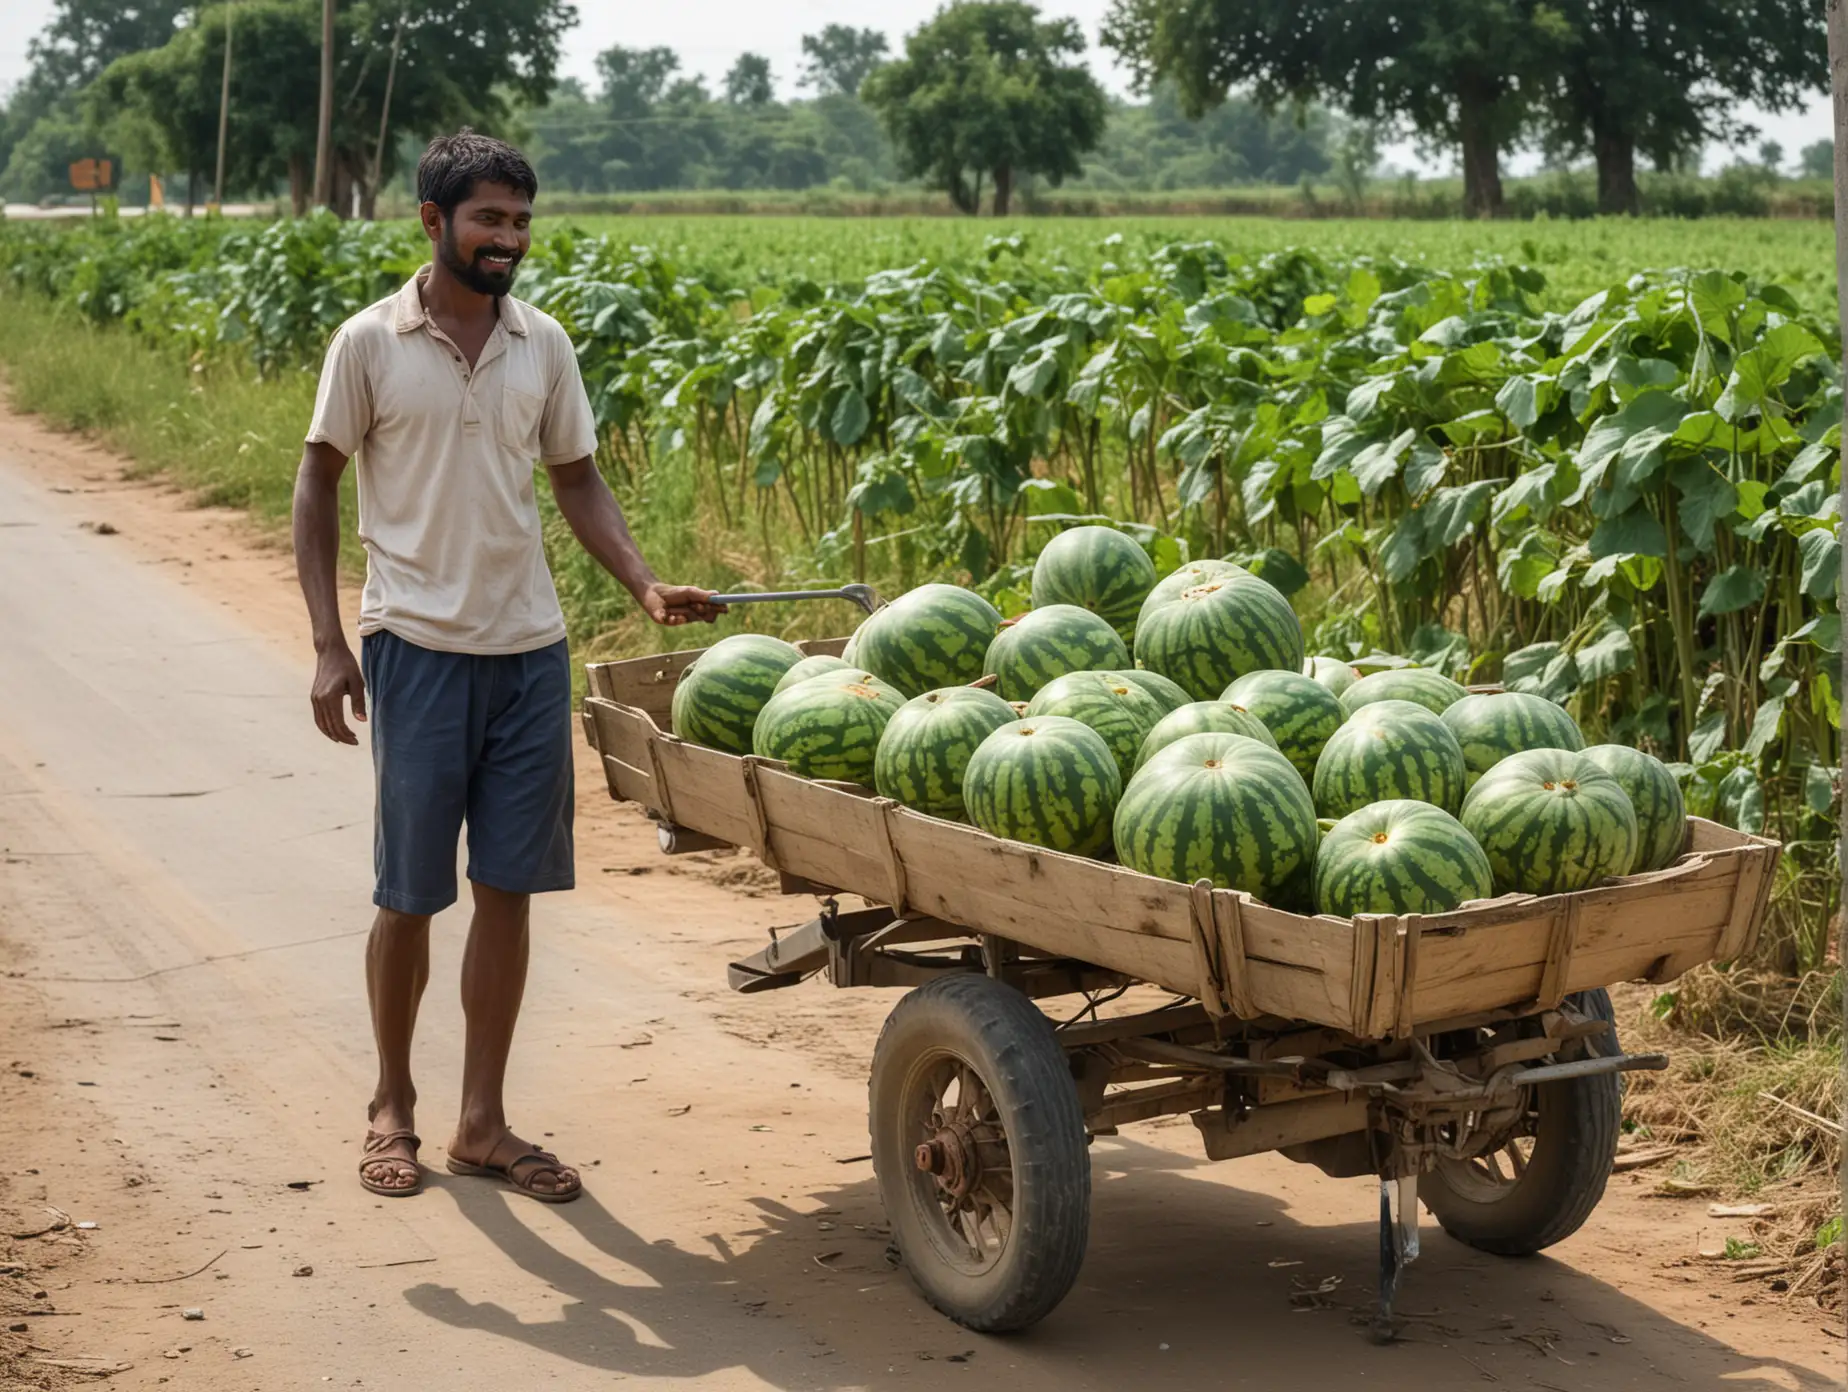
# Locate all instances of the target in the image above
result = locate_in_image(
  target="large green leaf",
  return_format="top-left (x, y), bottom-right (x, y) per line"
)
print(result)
top-left (831, 387), bottom-right (871, 446)
top-left (1503, 641), bottom-right (1579, 702)
top-left (1697, 565), bottom-right (1767, 618)
top-left (1715, 322), bottom-right (1826, 422)
top-left (1575, 624), bottom-right (1636, 682)
top-left (1589, 507), bottom-right (1668, 559)
top-left (1799, 525), bottom-right (1841, 599)
top-left (1668, 456), bottom-right (1738, 552)
top-left (1576, 390), bottom-right (1687, 477)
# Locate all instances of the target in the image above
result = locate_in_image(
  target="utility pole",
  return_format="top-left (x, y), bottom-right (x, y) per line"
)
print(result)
top-left (312, 0), bottom-right (336, 208)
top-left (369, 8), bottom-right (406, 218)
top-left (1826, 0), bottom-right (1848, 1229)
top-left (211, 0), bottom-right (234, 210)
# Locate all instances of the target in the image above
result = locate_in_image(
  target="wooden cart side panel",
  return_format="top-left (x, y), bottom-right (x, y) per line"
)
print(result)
top-left (1402, 848), bottom-right (1756, 1027)
top-left (797, 637), bottom-right (854, 658)
top-left (752, 765), bottom-right (906, 904)
top-left (585, 636), bottom-right (853, 735)
top-left (585, 699), bottom-right (665, 811)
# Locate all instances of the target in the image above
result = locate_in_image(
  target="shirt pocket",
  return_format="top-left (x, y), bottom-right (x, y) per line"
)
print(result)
top-left (498, 383), bottom-right (545, 460)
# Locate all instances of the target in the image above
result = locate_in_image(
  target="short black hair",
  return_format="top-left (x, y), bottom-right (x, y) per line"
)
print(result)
top-left (416, 130), bottom-right (537, 215)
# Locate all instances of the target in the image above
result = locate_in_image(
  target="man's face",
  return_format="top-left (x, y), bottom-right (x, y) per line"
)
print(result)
top-left (422, 181), bottom-right (532, 297)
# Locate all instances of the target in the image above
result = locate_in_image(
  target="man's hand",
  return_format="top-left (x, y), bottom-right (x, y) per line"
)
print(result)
top-left (641, 583), bottom-right (727, 627)
top-left (311, 643), bottom-right (368, 744)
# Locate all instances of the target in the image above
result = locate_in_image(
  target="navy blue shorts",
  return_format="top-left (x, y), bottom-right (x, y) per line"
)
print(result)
top-left (361, 630), bottom-right (575, 915)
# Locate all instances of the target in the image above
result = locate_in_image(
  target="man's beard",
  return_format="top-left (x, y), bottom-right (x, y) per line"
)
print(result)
top-left (437, 221), bottom-right (521, 297)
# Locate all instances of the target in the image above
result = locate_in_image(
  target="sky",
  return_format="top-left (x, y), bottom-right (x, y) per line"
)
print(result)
top-left (1, 0), bottom-right (1836, 177)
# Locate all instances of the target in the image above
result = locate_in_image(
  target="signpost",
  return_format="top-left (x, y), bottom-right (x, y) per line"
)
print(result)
top-left (68, 158), bottom-right (114, 214)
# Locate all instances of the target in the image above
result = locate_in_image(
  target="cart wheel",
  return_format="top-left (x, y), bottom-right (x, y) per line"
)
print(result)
top-left (1422, 988), bottom-right (1621, 1256)
top-left (869, 973), bottom-right (1089, 1333)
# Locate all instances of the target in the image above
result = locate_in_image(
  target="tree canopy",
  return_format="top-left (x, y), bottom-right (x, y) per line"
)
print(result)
top-left (863, 1), bottom-right (1108, 215)
top-left (798, 25), bottom-right (890, 98)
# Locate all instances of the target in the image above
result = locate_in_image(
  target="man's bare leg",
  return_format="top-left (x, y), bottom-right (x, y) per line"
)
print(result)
top-left (448, 881), bottom-right (580, 1198)
top-left (364, 907), bottom-right (431, 1191)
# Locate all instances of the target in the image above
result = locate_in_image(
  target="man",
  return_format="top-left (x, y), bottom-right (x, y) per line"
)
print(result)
top-left (292, 131), bottom-right (719, 1203)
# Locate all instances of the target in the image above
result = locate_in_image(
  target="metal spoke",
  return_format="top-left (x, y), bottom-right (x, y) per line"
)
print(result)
top-left (1503, 1141), bottom-right (1528, 1178)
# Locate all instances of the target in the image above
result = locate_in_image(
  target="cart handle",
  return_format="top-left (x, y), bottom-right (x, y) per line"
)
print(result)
top-left (707, 584), bottom-right (881, 615)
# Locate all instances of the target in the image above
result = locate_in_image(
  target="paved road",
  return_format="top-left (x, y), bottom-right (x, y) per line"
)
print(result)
top-left (0, 417), bottom-right (1835, 1390)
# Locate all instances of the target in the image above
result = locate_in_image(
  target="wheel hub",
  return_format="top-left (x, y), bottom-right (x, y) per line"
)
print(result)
top-left (915, 1118), bottom-right (983, 1202)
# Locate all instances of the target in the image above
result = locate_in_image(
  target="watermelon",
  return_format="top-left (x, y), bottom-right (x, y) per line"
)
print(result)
top-left (1313, 699), bottom-right (1469, 818)
top-left (962, 716), bottom-right (1122, 857)
top-left (1442, 692), bottom-right (1586, 786)
top-left (1133, 571), bottom-right (1305, 702)
top-left (1031, 525), bottom-right (1157, 643)
top-left (1461, 748), bottom-right (1639, 895)
top-left (850, 584), bottom-right (1001, 698)
top-left (774, 653), bottom-right (855, 693)
top-left (1305, 655), bottom-right (1360, 696)
top-left (1222, 669), bottom-right (1346, 780)
top-left (670, 634), bottom-right (805, 755)
top-left (840, 634), bottom-right (859, 664)
top-left (1135, 558), bottom-right (1249, 632)
top-left (1026, 670), bottom-right (1171, 784)
top-left (1339, 668), bottom-right (1468, 717)
top-left (1581, 744), bottom-right (1686, 872)
top-left (1113, 668), bottom-right (1192, 714)
top-left (983, 604), bottom-right (1130, 703)
top-left (1313, 800), bottom-right (1494, 917)
top-left (1114, 732), bottom-right (1319, 900)
top-left (874, 686), bottom-right (1018, 821)
top-left (1135, 701), bottom-right (1277, 773)
top-left (751, 676), bottom-right (904, 785)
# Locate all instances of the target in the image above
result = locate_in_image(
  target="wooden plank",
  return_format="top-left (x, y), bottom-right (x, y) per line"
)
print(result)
top-left (648, 739), bottom-right (761, 851)
top-left (753, 767), bottom-right (904, 902)
top-left (796, 637), bottom-right (854, 658)
top-left (1193, 1094), bottom-right (1373, 1161)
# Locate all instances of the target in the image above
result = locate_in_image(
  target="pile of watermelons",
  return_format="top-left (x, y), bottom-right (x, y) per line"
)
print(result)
top-left (668, 526), bottom-right (1685, 919)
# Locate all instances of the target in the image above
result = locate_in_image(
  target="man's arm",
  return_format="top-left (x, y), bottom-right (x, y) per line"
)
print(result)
top-left (547, 457), bottom-right (723, 626)
top-left (292, 441), bottom-right (367, 744)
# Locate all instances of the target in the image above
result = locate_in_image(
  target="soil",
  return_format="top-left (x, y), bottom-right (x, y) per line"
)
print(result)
top-left (0, 400), bottom-right (1841, 1391)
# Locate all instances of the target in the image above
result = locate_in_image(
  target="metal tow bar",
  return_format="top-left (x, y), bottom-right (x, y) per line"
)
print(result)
top-left (707, 584), bottom-right (882, 615)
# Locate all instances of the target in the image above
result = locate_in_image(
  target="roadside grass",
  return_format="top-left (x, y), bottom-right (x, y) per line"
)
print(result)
top-left (0, 293), bottom-right (362, 573)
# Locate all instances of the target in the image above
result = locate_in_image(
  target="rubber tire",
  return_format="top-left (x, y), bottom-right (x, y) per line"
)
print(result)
top-left (869, 973), bottom-right (1090, 1333)
top-left (1421, 988), bottom-right (1621, 1256)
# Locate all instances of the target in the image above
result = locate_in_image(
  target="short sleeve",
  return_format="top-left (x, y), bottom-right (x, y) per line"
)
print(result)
top-left (304, 327), bottom-right (371, 457)
top-left (538, 329), bottom-right (599, 465)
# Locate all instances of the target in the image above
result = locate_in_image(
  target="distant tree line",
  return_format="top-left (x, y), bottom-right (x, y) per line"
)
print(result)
top-left (0, 0), bottom-right (1831, 216)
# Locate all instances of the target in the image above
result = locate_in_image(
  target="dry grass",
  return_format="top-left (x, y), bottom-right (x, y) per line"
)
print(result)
top-left (1615, 974), bottom-right (1842, 1312)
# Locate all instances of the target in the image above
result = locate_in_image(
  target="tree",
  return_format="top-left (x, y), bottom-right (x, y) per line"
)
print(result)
top-left (798, 25), bottom-right (888, 98)
top-left (1799, 138), bottom-right (1833, 179)
top-left (863, 1), bottom-right (1107, 215)
top-left (87, 0), bottom-right (575, 215)
top-left (1102, 0), bottom-right (1559, 217)
top-left (724, 53), bottom-right (774, 107)
top-left (1531, 0), bottom-right (1824, 215)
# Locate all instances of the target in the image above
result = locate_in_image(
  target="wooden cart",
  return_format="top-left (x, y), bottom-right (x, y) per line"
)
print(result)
top-left (582, 635), bottom-right (1781, 1338)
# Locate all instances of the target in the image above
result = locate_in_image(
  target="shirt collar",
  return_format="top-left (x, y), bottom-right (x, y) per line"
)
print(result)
top-left (392, 263), bottom-right (529, 337)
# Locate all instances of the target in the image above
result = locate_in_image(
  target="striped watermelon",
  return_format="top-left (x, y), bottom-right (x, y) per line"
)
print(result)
top-left (1135, 701), bottom-right (1277, 772)
top-left (840, 633), bottom-right (859, 664)
top-left (751, 676), bottom-right (905, 785)
top-left (774, 653), bottom-right (855, 693)
top-left (1305, 655), bottom-right (1360, 696)
top-left (1461, 748), bottom-right (1639, 895)
top-left (1026, 670), bottom-right (1170, 784)
top-left (850, 584), bottom-right (1001, 698)
top-left (874, 686), bottom-right (1019, 821)
top-left (1581, 744), bottom-right (1686, 871)
top-left (963, 716), bottom-right (1122, 857)
top-left (1114, 732), bottom-right (1319, 900)
top-left (1135, 558), bottom-right (1249, 631)
top-left (1339, 667), bottom-right (1468, 717)
top-left (1031, 525), bottom-right (1157, 644)
top-left (1114, 668), bottom-right (1192, 714)
top-left (1134, 571), bottom-right (1305, 702)
top-left (983, 604), bottom-right (1130, 703)
top-left (1222, 669), bottom-right (1346, 780)
top-left (1313, 699), bottom-right (1469, 818)
top-left (1313, 800), bottom-right (1494, 917)
top-left (1442, 692), bottom-right (1586, 786)
top-left (671, 634), bottom-right (805, 755)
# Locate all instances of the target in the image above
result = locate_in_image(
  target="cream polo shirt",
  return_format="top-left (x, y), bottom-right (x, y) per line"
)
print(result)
top-left (304, 266), bottom-right (599, 655)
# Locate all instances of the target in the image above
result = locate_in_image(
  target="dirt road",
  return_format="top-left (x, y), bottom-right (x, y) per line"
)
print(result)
top-left (0, 405), bottom-right (1840, 1391)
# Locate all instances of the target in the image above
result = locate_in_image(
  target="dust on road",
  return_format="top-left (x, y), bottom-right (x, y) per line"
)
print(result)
top-left (0, 403), bottom-right (1839, 1390)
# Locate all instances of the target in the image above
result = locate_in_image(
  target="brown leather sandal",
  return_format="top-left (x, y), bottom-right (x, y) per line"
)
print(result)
top-left (358, 1128), bottom-right (423, 1197)
top-left (445, 1137), bottom-right (581, 1204)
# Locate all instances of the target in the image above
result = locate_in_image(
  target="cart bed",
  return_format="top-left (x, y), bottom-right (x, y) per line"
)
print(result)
top-left (583, 642), bottom-right (1779, 1039)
